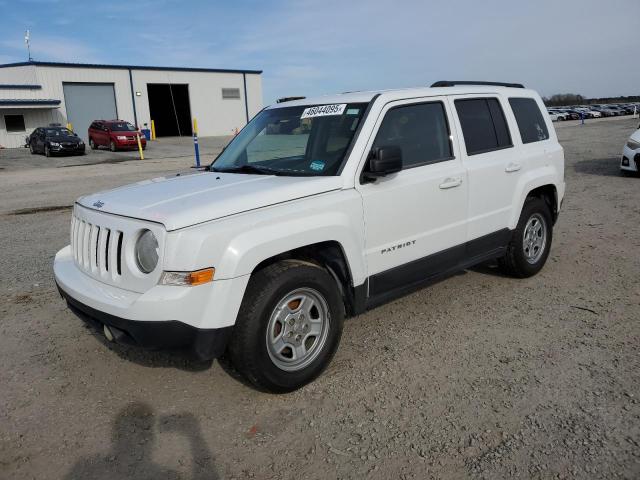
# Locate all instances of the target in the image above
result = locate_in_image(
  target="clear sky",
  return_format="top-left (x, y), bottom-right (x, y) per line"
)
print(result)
top-left (1, 0), bottom-right (638, 104)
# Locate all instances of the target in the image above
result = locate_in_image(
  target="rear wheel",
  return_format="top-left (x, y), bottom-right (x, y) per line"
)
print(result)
top-left (29, 143), bottom-right (35, 154)
top-left (226, 260), bottom-right (345, 393)
top-left (499, 197), bottom-right (552, 278)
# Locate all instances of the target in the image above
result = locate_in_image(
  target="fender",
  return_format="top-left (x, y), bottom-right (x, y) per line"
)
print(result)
top-left (163, 189), bottom-right (367, 285)
top-left (509, 165), bottom-right (561, 229)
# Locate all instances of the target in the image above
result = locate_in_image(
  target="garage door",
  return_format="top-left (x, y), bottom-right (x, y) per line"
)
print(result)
top-left (63, 83), bottom-right (117, 141)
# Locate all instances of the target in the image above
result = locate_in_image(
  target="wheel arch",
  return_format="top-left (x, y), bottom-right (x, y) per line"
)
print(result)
top-left (250, 240), bottom-right (363, 317)
top-left (526, 184), bottom-right (558, 224)
top-left (510, 171), bottom-right (561, 229)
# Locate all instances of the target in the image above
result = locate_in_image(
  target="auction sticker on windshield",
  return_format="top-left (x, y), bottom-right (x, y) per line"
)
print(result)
top-left (301, 104), bottom-right (347, 119)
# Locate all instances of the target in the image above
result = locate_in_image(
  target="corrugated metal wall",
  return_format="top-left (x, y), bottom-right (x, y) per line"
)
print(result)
top-left (0, 64), bottom-right (263, 148)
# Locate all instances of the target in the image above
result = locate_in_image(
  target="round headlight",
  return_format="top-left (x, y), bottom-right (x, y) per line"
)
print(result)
top-left (135, 230), bottom-right (159, 274)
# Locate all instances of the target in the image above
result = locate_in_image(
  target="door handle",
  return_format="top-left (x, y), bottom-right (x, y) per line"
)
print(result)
top-left (439, 177), bottom-right (462, 189)
top-left (505, 162), bottom-right (521, 173)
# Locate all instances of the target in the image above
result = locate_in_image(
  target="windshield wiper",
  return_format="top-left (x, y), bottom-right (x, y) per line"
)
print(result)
top-left (210, 164), bottom-right (281, 175)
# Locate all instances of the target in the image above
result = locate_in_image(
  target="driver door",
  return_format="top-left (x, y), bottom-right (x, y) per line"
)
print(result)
top-left (356, 98), bottom-right (468, 298)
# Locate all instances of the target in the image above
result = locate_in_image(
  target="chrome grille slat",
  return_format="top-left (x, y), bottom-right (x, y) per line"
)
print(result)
top-left (82, 221), bottom-right (91, 269)
top-left (89, 225), bottom-right (99, 271)
top-left (108, 229), bottom-right (121, 280)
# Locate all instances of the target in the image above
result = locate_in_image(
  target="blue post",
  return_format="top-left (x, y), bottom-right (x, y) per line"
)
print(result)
top-left (193, 118), bottom-right (200, 167)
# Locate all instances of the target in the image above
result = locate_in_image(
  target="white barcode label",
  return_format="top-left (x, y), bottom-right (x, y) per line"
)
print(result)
top-left (301, 104), bottom-right (347, 119)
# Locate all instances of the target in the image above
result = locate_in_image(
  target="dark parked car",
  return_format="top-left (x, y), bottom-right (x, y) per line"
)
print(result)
top-left (88, 120), bottom-right (147, 152)
top-left (27, 126), bottom-right (86, 157)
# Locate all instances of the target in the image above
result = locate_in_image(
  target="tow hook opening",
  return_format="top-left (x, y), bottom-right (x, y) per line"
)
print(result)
top-left (103, 324), bottom-right (126, 343)
top-left (103, 324), bottom-right (114, 342)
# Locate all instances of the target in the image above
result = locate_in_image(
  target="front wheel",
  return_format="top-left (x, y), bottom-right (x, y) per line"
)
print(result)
top-left (44, 145), bottom-right (51, 157)
top-left (226, 260), bottom-right (345, 393)
top-left (29, 143), bottom-right (35, 154)
top-left (499, 196), bottom-right (552, 278)
top-left (109, 141), bottom-right (117, 152)
top-left (89, 138), bottom-right (97, 150)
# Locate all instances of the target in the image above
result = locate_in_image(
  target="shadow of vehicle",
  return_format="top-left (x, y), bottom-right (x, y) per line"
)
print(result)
top-left (468, 260), bottom-right (514, 279)
top-left (573, 157), bottom-right (623, 177)
top-left (65, 402), bottom-right (218, 480)
top-left (80, 322), bottom-right (214, 372)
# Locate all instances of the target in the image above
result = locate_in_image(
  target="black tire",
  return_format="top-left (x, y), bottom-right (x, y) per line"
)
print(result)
top-left (44, 145), bottom-right (51, 157)
top-left (499, 196), bottom-right (553, 278)
top-left (29, 143), bottom-right (35, 154)
top-left (109, 141), bottom-right (117, 152)
top-left (226, 260), bottom-right (345, 393)
top-left (89, 138), bottom-right (97, 150)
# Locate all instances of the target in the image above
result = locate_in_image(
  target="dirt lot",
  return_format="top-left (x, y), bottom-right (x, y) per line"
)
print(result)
top-left (1, 118), bottom-right (639, 479)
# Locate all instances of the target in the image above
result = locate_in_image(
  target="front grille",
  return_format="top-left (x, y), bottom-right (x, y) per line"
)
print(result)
top-left (70, 214), bottom-right (123, 279)
top-left (68, 205), bottom-right (164, 292)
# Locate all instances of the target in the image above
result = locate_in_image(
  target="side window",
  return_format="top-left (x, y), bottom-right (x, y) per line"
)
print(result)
top-left (372, 102), bottom-right (453, 169)
top-left (455, 98), bottom-right (512, 155)
top-left (508, 97), bottom-right (549, 144)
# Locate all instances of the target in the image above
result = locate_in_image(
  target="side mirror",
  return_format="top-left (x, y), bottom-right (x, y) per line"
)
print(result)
top-left (363, 146), bottom-right (402, 181)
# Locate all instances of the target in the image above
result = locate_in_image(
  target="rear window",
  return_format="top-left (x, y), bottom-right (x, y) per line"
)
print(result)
top-left (455, 98), bottom-right (512, 155)
top-left (509, 98), bottom-right (550, 144)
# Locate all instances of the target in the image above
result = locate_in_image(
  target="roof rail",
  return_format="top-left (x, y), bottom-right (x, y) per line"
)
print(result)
top-left (431, 80), bottom-right (525, 89)
top-left (277, 96), bottom-right (306, 103)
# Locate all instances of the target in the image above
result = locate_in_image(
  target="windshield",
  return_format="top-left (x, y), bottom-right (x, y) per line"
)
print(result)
top-left (110, 122), bottom-right (136, 131)
top-left (211, 102), bottom-right (368, 176)
top-left (45, 127), bottom-right (73, 136)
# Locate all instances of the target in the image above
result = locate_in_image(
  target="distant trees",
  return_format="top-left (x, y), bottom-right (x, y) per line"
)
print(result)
top-left (542, 94), bottom-right (585, 106)
top-left (543, 93), bottom-right (640, 106)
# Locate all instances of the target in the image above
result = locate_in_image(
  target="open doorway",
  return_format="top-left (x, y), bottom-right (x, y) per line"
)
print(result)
top-left (147, 84), bottom-right (192, 137)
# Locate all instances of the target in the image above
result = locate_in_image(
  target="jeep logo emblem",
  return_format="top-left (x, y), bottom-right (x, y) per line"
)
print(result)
top-left (92, 200), bottom-right (104, 208)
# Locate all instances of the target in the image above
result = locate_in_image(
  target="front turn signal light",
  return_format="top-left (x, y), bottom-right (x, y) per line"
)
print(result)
top-left (159, 267), bottom-right (215, 286)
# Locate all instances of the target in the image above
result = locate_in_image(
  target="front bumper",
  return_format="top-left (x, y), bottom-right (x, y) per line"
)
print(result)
top-left (58, 286), bottom-right (232, 360)
top-left (54, 245), bottom-right (250, 360)
top-left (621, 145), bottom-right (639, 172)
top-left (114, 139), bottom-right (146, 149)
top-left (50, 144), bottom-right (86, 155)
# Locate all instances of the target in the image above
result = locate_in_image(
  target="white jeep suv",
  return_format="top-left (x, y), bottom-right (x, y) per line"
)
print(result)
top-left (54, 81), bottom-right (565, 392)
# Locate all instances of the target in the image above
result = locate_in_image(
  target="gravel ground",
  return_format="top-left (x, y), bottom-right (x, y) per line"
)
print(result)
top-left (0, 117), bottom-right (638, 479)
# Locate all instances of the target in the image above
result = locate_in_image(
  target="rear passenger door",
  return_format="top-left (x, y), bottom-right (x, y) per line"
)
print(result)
top-left (357, 98), bottom-right (468, 298)
top-left (449, 96), bottom-right (520, 246)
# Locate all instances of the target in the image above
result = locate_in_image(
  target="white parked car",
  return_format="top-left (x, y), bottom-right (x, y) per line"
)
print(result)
top-left (54, 81), bottom-right (565, 392)
top-left (548, 111), bottom-right (566, 121)
top-left (621, 128), bottom-right (640, 174)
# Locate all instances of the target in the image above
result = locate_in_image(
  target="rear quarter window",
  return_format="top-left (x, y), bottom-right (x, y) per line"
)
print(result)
top-left (508, 98), bottom-right (550, 144)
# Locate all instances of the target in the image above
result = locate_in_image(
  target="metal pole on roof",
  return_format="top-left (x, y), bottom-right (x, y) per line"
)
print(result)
top-left (24, 30), bottom-right (33, 62)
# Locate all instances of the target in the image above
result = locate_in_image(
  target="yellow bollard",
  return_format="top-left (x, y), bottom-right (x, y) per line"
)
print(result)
top-left (66, 122), bottom-right (73, 131)
top-left (193, 118), bottom-right (198, 135)
top-left (151, 120), bottom-right (156, 140)
top-left (136, 133), bottom-right (144, 160)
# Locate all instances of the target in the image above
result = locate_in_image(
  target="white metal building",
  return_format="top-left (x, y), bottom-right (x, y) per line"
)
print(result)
top-left (0, 61), bottom-right (263, 148)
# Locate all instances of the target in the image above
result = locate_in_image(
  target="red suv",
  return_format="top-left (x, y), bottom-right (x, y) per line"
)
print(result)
top-left (88, 120), bottom-right (147, 152)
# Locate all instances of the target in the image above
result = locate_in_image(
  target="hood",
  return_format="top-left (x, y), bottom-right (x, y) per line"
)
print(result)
top-left (78, 171), bottom-right (343, 231)
top-left (47, 134), bottom-right (81, 142)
